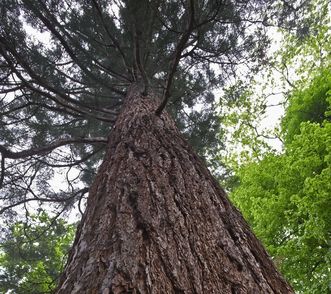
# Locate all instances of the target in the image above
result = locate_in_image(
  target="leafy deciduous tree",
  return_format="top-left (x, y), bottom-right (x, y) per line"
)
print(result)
top-left (231, 118), bottom-right (331, 293)
top-left (219, 1), bottom-right (331, 292)
top-left (0, 213), bottom-right (75, 294)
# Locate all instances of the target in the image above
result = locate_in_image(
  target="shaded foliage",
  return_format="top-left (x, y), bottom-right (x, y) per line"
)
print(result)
top-left (282, 66), bottom-right (331, 143)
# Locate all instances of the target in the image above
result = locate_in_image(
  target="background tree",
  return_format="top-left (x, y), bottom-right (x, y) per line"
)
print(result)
top-left (219, 0), bottom-right (330, 167)
top-left (0, 212), bottom-right (75, 294)
top-left (221, 0), bottom-right (331, 292)
top-left (230, 70), bottom-right (331, 292)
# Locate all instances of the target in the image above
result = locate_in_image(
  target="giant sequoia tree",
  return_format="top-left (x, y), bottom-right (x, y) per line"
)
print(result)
top-left (0, 0), bottom-right (311, 292)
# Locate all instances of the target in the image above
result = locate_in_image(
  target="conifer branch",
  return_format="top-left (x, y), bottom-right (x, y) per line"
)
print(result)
top-left (36, 147), bottom-right (104, 168)
top-left (134, 28), bottom-right (149, 95)
top-left (0, 187), bottom-right (89, 215)
top-left (0, 137), bottom-right (108, 159)
top-left (0, 154), bottom-right (5, 189)
top-left (156, 0), bottom-right (195, 115)
top-left (23, 0), bottom-right (127, 95)
top-left (0, 44), bottom-right (118, 122)
top-left (91, 0), bottom-right (133, 80)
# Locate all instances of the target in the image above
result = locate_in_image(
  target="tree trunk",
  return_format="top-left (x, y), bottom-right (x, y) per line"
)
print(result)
top-left (56, 86), bottom-right (293, 294)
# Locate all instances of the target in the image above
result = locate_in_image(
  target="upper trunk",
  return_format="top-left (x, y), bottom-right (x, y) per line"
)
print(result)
top-left (56, 86), bottom-right (293, 294)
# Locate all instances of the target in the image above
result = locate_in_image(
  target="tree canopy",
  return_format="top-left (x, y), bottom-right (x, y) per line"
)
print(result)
top-left (0, 0), bottom-right (310, 222)
top-left (281, 66), bottom-right (331, 144)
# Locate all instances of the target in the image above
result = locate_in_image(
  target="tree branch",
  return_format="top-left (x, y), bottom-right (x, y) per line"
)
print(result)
top-left (36, 146), bottom-right (104, 168)
top-left (0, 187), bottom-right (88, 215)
top-left (0, 154), bottom-right (5, 189)
top-left (23, 0), bottom-right (126, 96)
top-left (0, 137), bottom-right (108, 159)
top-left (155, 0), bottom-right (195, 115)
top-left (134, 29), bottom-right (149, 95)
top-left (0, 44), bottom-right (118, 122)
top-left (91, 0), bottom-right (133, 80)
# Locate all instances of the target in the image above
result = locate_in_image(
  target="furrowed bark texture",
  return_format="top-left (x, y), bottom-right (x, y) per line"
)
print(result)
top-left (57, 87), bottom-right (293, 294)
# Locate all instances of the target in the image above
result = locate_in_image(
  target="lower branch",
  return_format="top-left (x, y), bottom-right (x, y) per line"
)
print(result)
top-left (0, 137), bottom-right (108, 159)
top-left (0, 187), bottom-right (89, 215)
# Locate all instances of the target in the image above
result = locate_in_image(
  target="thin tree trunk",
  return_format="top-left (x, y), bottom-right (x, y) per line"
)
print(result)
top-left (56, 86), bottom-right (293, 293)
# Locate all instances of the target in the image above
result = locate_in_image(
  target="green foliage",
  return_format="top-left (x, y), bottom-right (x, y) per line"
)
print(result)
top-left (231, 120), bottom-right (331, 293)
top-left (0, 213), bottom-right (75, 294)
top-left (282, 66), bottom-right (331, 143)
top-left (277, 0), bottom-right (331, 79)
top-left (222, 5), bottom-right (331, 289)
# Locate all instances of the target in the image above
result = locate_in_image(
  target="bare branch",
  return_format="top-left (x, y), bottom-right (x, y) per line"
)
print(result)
top-left (0, 85), bottom-right (24, 94)
top-left (134, 29), bottom-right (149, 95)
top-left (0, 137), bottom-right (108, 159)
top-left (0, 102), bottom-right (33, 116)
top-left (37, 151), bottom-right (101, 168)
top-left (0, 188), bottom-right (87, 221)
top-left (156, 0), bottom-right (195, 115)
top-left (0, 154), bottom-right (5, 189)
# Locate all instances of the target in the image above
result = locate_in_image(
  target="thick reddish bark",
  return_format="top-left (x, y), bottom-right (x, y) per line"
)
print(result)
top-left (56, 86), bottom-right (293, 293)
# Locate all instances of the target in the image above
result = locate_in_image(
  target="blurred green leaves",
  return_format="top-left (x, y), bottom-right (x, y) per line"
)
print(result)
top-left (0, 213), bottom-right (75, 294)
